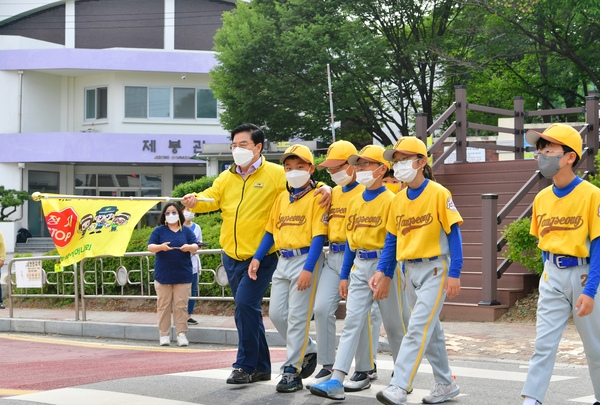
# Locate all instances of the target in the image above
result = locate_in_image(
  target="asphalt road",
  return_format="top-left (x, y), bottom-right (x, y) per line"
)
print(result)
top-left (0, 333), bottom-right (596, 405)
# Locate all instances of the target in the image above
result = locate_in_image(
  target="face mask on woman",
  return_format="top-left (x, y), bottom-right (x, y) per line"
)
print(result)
top-left (286, 170), bottom-right (311, 188)
top-left (183, 211), bottom-right (195, 221)
top-left (165, 212), bottom-right (180, 224)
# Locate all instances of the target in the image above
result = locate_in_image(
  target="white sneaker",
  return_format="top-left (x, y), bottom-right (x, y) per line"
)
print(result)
top-left (422, 380), bottom-right (460, 404)
top-left (344, 371), bottom-right (371, 392)
top-left (159, 336), bottom-right (170, 346)
top-left (176, 333), bottom-right (189, 347)
top-left (306, 368), bottom-right (332, 389)
top-left (376, 385), bottom-right (407, 405)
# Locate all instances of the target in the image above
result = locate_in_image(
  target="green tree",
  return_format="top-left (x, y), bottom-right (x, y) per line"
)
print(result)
top-left (211, 0), bottom-right (465, 145)
top-left (0, 186), bottom-right (30, 221)
top-left (443, 0), bottom-right (600, 128)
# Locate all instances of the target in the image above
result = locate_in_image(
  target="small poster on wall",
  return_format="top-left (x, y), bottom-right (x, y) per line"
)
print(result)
top-left (15, 260), bottom-right (44, 289)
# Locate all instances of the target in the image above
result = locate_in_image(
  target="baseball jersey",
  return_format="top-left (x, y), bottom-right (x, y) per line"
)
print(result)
top-left (531, 180), bottom-right (600, 258)
top-left (346, 189), bottom-right (395, 251)
top-left (387, 180), bottom-right (463, 260)
top-left (266, 189), bottom-right (329, 249)
top-left (328, 183), bottom-right (365, 243)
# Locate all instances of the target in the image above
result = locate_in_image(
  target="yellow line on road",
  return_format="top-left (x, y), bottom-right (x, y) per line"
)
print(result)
top-left (0, 388), bottom-right (41, 396)
top-left (0, 333), bottom-right (235, 353)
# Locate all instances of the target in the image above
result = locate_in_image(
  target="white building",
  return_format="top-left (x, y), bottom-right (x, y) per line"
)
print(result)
top-left (0, 0), bottom-right (238, 245)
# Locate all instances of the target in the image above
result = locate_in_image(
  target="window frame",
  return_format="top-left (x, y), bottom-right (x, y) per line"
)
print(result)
top-left (124, 85), bottom-right (218, 120)
top-left (84, 86), bottom-right (108, 121)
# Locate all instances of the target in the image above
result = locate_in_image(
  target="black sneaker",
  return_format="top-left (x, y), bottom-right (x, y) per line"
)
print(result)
top-left (251, 369), bottom-right (271, 382)
top-left (276, 367), bottom-right (302, 392)
top-left (187, 318), bottom-right (198, 325)
top-left (343, 371), bottom-right (371, 392)
top-left (367, 365), bottom-right (378, 380)
top-left (300, 352), bottom-right (317, 378)
top-left (0, 303), bottom-right (5, 309)
top-left (226, 368), bottom-right (251, 384)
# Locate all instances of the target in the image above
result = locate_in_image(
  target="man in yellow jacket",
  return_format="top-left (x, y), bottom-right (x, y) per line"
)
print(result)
top-left (182, 123), bottom-right (330, 385)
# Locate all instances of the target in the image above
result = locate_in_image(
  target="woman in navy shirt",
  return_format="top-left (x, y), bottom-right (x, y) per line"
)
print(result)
top-left (148, 202), bottom-right (198, 347)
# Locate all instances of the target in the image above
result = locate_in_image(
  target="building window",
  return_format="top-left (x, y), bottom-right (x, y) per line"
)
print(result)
top-left (124, 86), bottom-right (218, 119)
top-left (149, 87), bottom-right (171, 118)
top-left (197, 89), bottom-right (217, 118)
top-left (85, 87), bottom-right (108, 120)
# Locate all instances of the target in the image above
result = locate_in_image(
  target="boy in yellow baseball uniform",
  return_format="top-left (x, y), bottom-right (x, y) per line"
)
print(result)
top-left (310, 140), bottom-right (385, 392)
top-left (310, 145), bottom-right (407, 400)
top-left (521, 123), bottom-right (600, 405)
top-left (373, 137), bottom-right (463, 405)
top-left (249, 144), bottom-right (328, 393)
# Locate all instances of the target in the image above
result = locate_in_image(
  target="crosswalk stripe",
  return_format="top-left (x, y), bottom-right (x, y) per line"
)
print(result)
top-left (4, 388), bottom-right (200, 405)
top-left (375, 359), bottom-right (577, 382)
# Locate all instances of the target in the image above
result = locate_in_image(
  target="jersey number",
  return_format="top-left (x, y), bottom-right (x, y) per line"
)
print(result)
top-left (581, 274), bottom-right (588, 287)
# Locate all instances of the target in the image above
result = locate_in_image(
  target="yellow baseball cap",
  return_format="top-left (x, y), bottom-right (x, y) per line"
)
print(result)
top-left (317, 140), bottom-right (358, 169)
top-left (280, 144), bottom-right (315, 165)
top-left (525, 123), bottom-right (582, 159)
top-left (348, 145), bottom-right (391, 170)
top-left (383, 137), bottom-right (428, 161)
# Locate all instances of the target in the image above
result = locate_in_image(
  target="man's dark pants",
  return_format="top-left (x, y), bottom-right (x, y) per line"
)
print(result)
top-left (223, 252), bottom-right (277, 374)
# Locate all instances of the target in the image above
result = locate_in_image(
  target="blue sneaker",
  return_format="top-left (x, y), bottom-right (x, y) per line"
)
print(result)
top-left (310, 379), bottom-right (345, 400)
top-left (276, 368), bottom-right (302, 393)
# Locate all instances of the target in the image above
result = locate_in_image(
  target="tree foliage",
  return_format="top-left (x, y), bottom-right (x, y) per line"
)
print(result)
top-left (212, 0), bottom-right (465, 145)
top-left (0, 186), bottom-right (30, 221)
top-left (212, 0), bottom-right (600, 142)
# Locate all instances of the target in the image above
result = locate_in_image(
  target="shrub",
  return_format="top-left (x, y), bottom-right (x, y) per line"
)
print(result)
top-left (312, 155), bottom-right (334, 187)
top-left (588, 153), bottom-right (600, 189)
top-left (502, 217), bottom-right (543, 276)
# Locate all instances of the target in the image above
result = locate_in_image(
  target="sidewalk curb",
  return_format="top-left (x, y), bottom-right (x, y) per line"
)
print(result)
top-left (0, 317), bottom-right (391, 352)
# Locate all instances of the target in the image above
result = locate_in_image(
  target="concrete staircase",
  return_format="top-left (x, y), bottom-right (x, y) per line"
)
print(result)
top-left (15, 237), bottom-right (56, 253)
top-left (435, 159), bottom-right (540, 321)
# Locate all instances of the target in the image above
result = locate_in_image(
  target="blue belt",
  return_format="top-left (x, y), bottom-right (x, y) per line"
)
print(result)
top-left (549, 253), bottom-right (590, 269)
top-left (280, 247), bottom-right (310, 259)
top-left (329, 242), bottom-right (346, 253)
top-left (357, 249), bottom-right (382, 260)
top-left (407, 256), bottom-right (439, 264)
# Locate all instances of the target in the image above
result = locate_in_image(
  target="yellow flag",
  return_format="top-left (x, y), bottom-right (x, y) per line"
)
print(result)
top-left (40, 195), bottom-right (161, 267)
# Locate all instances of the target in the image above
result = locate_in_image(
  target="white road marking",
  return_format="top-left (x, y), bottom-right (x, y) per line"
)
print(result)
top-left (5, 387), bottom-right (201, 405)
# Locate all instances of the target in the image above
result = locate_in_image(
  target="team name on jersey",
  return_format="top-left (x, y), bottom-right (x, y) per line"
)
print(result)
top-left (329, 206), bottom-right (347, 220)
top-left (276, 214), bottom-right (307, 229)
top-left (396, 213), bottom-right (433, 235)
top-left (346, 213), bottom-right (383, 231)
top-left (537, 213), bottom-right (584, 237)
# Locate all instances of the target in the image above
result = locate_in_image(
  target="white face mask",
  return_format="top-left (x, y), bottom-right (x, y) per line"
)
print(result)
top-left (232, 146), bottom-right (256, 167)
top-left (393, 161), bottom-right (419, 183)
top-left (330, 167), bottom-right (353, 186)
top-left (183, 211), bottom-right (195, 221)
top-left (356, 170), bottom-right (380, 188)
top-left (165, 212), bottom-right (180, 224)
top-left (286, 170), bottom-right (312, 188)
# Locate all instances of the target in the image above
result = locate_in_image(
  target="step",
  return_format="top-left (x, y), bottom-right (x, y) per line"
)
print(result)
top-left (444, 286), bottom-right (525, 307)
top-left (440, 302), bottom-right (509, 322)
top-left (460, 271), bottom-right (538, 290)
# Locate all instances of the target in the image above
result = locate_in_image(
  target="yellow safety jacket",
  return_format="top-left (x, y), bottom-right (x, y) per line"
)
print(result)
top-left (191, 158), bottom-right (286, 261)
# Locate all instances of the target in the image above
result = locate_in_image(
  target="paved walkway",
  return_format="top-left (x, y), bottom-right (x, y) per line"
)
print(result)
top-left (0, 304), bottom-right (587, 366)
top-left (0, 252), bottom-right (587, 367)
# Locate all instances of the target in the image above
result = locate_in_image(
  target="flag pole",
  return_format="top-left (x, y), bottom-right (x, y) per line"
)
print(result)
top-left (31, 192), bottom-right (214, 202)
